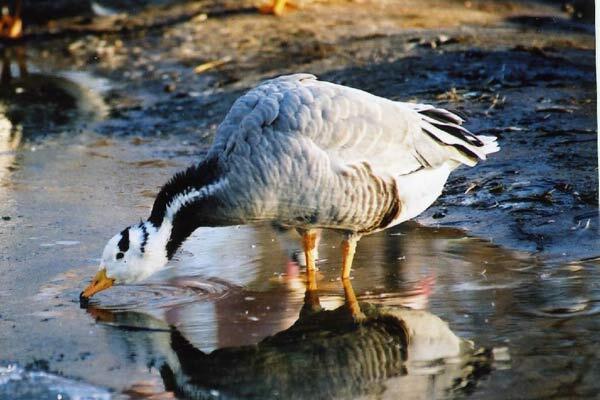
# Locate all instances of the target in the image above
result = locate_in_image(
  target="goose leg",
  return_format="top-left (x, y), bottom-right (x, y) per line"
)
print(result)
top-left (299, 229), bottom-right (321, 313)
top-left (340, 234), bottom-right (364, 320)
top-left (259, 0), bottom-right (289, 15)
top-left (342, 276), bottom-right (365, 321)
top-left (0, 0), bottom-right (22, 39)
top-left (299, 228), bottom-right (319, 291)
top-left (341, 234), bottom-right (360, 279)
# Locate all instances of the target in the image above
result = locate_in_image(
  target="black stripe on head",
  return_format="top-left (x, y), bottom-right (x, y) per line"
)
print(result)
top-left (118, 228), bottom-right (130, 252)
top-left (139, 223), bottom-right (149, 253)
top-left (148, 156), bottom-right (221, 227)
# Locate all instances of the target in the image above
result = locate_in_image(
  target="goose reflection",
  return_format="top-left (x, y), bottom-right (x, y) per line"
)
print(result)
top-left (86, 280), bottom-right (493, 400)
top-left (0, 45), bottom-right (108, 136)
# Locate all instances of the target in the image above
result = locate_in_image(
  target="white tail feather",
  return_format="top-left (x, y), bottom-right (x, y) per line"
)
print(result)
top-left (477, 135), bottom-right (500, 155)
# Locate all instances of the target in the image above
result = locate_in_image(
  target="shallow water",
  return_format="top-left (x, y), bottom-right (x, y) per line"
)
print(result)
top-left (0, 40), bottom-right (599, 399)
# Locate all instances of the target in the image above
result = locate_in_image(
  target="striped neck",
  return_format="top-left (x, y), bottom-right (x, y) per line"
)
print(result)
top-left (148, 156), bottom-right (225, 259)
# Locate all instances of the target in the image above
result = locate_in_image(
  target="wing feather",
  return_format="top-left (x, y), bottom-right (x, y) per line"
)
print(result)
top-left (211, 74), bottom-right (498, 176)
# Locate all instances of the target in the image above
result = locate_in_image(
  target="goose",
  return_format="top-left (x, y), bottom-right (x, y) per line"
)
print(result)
top-left (80, 73), bottom-right (499, 304)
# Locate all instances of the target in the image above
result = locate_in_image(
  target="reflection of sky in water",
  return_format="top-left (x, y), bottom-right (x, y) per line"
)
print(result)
top-left (174, 226), bottom-right (262, 286)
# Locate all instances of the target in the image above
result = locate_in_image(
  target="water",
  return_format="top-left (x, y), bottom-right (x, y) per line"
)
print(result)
top-left (0, 56), bottom-right (599, 399)
top-left (0, 364), bottom-right (111, 400)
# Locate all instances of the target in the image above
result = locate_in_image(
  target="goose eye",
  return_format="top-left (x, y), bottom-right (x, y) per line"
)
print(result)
top-left (116, 252), bottom-right (124, 260)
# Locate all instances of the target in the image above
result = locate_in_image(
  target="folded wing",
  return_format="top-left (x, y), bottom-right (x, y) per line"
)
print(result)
top-left (212, 74), bottom-right (499, 177)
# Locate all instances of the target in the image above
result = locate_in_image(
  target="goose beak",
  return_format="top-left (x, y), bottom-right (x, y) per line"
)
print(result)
top-left (80, 268), bottom-right (114, 302)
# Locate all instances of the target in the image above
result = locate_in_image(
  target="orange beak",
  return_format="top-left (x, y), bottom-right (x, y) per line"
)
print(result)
top-left (80, 268), bottom-right (114, 301)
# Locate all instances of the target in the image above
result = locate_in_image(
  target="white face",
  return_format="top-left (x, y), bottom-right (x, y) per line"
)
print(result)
top-left (101, 222), bottom-right (169, 284)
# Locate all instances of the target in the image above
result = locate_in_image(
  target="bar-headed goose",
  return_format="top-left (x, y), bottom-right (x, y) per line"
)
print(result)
top-left (81, 74), bottom-right (498, 301)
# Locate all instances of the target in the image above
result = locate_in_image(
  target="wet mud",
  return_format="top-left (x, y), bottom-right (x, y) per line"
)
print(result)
top-left (0, 0), bottom-right (597, 399)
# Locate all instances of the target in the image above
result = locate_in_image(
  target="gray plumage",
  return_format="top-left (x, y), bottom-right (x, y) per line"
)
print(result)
top-left (203, 74), bottom-right (498, 233)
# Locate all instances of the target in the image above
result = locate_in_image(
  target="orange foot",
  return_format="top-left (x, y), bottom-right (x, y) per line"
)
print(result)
top-left (0, 0), bottom-right (22, 39)
top-left (0, 16), bottom-right (21, 39)
top-left (259, 0), bottom-right (298, 16)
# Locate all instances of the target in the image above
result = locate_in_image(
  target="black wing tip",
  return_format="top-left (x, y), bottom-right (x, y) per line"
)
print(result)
top-left (419, 108), bottom-right (465, 125)
top-left (429, 122), bottom-right (483, 146)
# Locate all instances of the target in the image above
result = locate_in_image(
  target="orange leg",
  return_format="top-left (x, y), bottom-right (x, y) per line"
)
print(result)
top-left (342, 276), bottom-right (365, 321)
top-left (0, 0), bottom-right (22, 39)
top-left (341, 235), bottom-right (359, 279)
top-left (298, 229), bottom-right (322, 313)
top-left (340, 234), bottom-right (363, 320)
top-left (301, 229), bottom-right (319, 291)
top-left (259, 0), bottom-right (291, 16)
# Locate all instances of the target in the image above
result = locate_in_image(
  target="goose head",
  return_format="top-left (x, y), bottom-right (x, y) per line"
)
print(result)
top-left (80, 157), bottom-right (227, 302)
top-left (80, 221), bottom-right (170, 301)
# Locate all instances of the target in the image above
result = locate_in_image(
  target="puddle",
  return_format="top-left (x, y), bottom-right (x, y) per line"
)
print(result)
top-left (13, 193), bottom-right (595, 398)
top-left (0, 364), bottom-right (111, 400)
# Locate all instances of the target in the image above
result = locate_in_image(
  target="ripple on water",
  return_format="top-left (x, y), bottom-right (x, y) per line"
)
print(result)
top-left (519, 260), bottom-right (600, 318)
top-left (84, 278), bottom-right (235, 312)
top-left (80, 278), bottom-right (238, 334)
top-left (35, 268), bottom-right (237, 330)
top-left (524, 298), bottom-right (600, 318)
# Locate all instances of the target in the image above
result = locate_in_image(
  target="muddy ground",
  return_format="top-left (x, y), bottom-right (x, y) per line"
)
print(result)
top-left (0, 0), bottom-right (598, 398)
